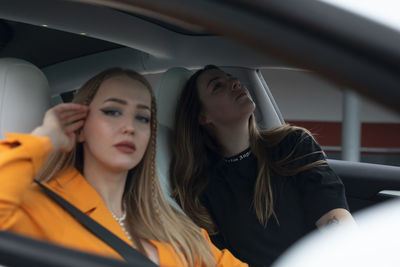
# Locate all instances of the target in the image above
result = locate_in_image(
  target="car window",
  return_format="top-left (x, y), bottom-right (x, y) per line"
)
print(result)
top-left (260, 68), bottom-right (400, 167)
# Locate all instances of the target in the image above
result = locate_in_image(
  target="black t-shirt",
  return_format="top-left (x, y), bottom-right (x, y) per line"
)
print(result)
top-left (200, 130), bottom-right (349, 267)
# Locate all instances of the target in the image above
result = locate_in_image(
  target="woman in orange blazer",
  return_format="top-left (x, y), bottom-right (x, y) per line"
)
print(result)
top-left (0, 67), bottom-right (246, 267)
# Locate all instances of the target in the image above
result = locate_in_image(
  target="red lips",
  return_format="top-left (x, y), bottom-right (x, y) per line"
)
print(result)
top-left (114, 141), bottom-right (136, 154)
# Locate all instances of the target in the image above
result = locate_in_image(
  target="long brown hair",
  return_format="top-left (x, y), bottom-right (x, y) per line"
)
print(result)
top-left (170, 65), bottom-right (326, 234)
top-left (37, 68), bottom-right (215, 266)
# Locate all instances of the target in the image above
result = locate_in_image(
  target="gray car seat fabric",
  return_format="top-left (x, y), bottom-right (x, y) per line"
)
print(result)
top-left (155, 67), bottom-right (193, 210)
top-left (0, 58), bottom-right (51, 139)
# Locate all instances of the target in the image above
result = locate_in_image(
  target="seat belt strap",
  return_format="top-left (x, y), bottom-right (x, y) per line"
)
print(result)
top-left (33, 180), bottom-right (157, 267)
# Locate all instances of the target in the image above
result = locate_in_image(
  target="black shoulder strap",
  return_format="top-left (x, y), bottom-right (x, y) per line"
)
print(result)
top-left (33, 180), bottom-right (157, 267)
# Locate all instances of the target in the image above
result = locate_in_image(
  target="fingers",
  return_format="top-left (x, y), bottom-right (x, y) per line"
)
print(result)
top-left (35, 104), bottom-right (88, 152)
top-left (59, 108), bottom-right (88, 122)
top-left (64, 119), bottom-right (85, 133)
top-left (48, 103), bottom-right (88, 130)
top-left (53, 103), bottom-right (88, 114)
top-left (61, 111), bottom-right (87, 126)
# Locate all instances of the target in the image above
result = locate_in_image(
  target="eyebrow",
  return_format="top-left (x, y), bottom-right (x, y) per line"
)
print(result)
top-left (207, 76), bottom-right (220, 88)
top-left (137, 104), bottom-right (151, 111)
top-left (206, 73), bottom-right (233, 89)
top-left (103, 98), bottom-right (150, 110)
top-left (103, 98), bottom-right (127, 105)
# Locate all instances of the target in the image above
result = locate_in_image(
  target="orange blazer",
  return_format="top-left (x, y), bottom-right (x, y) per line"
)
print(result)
top-left (0, 133), bottom-right (247, 267)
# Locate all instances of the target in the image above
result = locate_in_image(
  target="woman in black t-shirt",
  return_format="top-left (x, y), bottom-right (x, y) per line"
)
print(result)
top-left (170, 65), bottom-right (355, 267)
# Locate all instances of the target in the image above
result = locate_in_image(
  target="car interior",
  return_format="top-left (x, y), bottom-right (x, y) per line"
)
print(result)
top-left (1, 0), bottom-right (400, 266)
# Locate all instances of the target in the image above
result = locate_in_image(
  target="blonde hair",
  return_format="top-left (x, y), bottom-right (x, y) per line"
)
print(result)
top-left (37, 68), bottom-right (215, 266)
top-left (170, 65), bottom-right (326, 234)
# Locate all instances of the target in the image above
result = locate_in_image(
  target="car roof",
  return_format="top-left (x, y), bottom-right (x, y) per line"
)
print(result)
top-left (0, 0), bottom-right (399, 113)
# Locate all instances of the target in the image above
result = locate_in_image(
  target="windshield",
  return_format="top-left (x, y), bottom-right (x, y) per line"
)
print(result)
top-left (319, 0), bottom-right (400, 32)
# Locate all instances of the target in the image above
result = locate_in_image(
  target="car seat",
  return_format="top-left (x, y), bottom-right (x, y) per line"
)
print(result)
top-left (154, 67), bottom-right (193, 210)
top-left (0, 58), bottom-right (51, 139)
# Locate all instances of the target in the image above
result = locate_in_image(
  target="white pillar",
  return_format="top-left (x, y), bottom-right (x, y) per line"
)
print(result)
top-left (341, 89), bottom-right (361, 161)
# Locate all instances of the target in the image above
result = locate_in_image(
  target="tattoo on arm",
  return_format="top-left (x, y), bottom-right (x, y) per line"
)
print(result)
top-left (326, 216), bottom-right (339, 226)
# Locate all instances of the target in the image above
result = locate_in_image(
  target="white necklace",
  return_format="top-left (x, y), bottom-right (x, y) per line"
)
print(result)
top-left (111, 210), bottom-right (126, 223)
top-left (111, 209), bottom-right (134, 246)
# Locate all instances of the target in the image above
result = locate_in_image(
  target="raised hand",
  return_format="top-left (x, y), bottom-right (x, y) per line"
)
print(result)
top-left (31, 103), bottom-right (89, 152)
